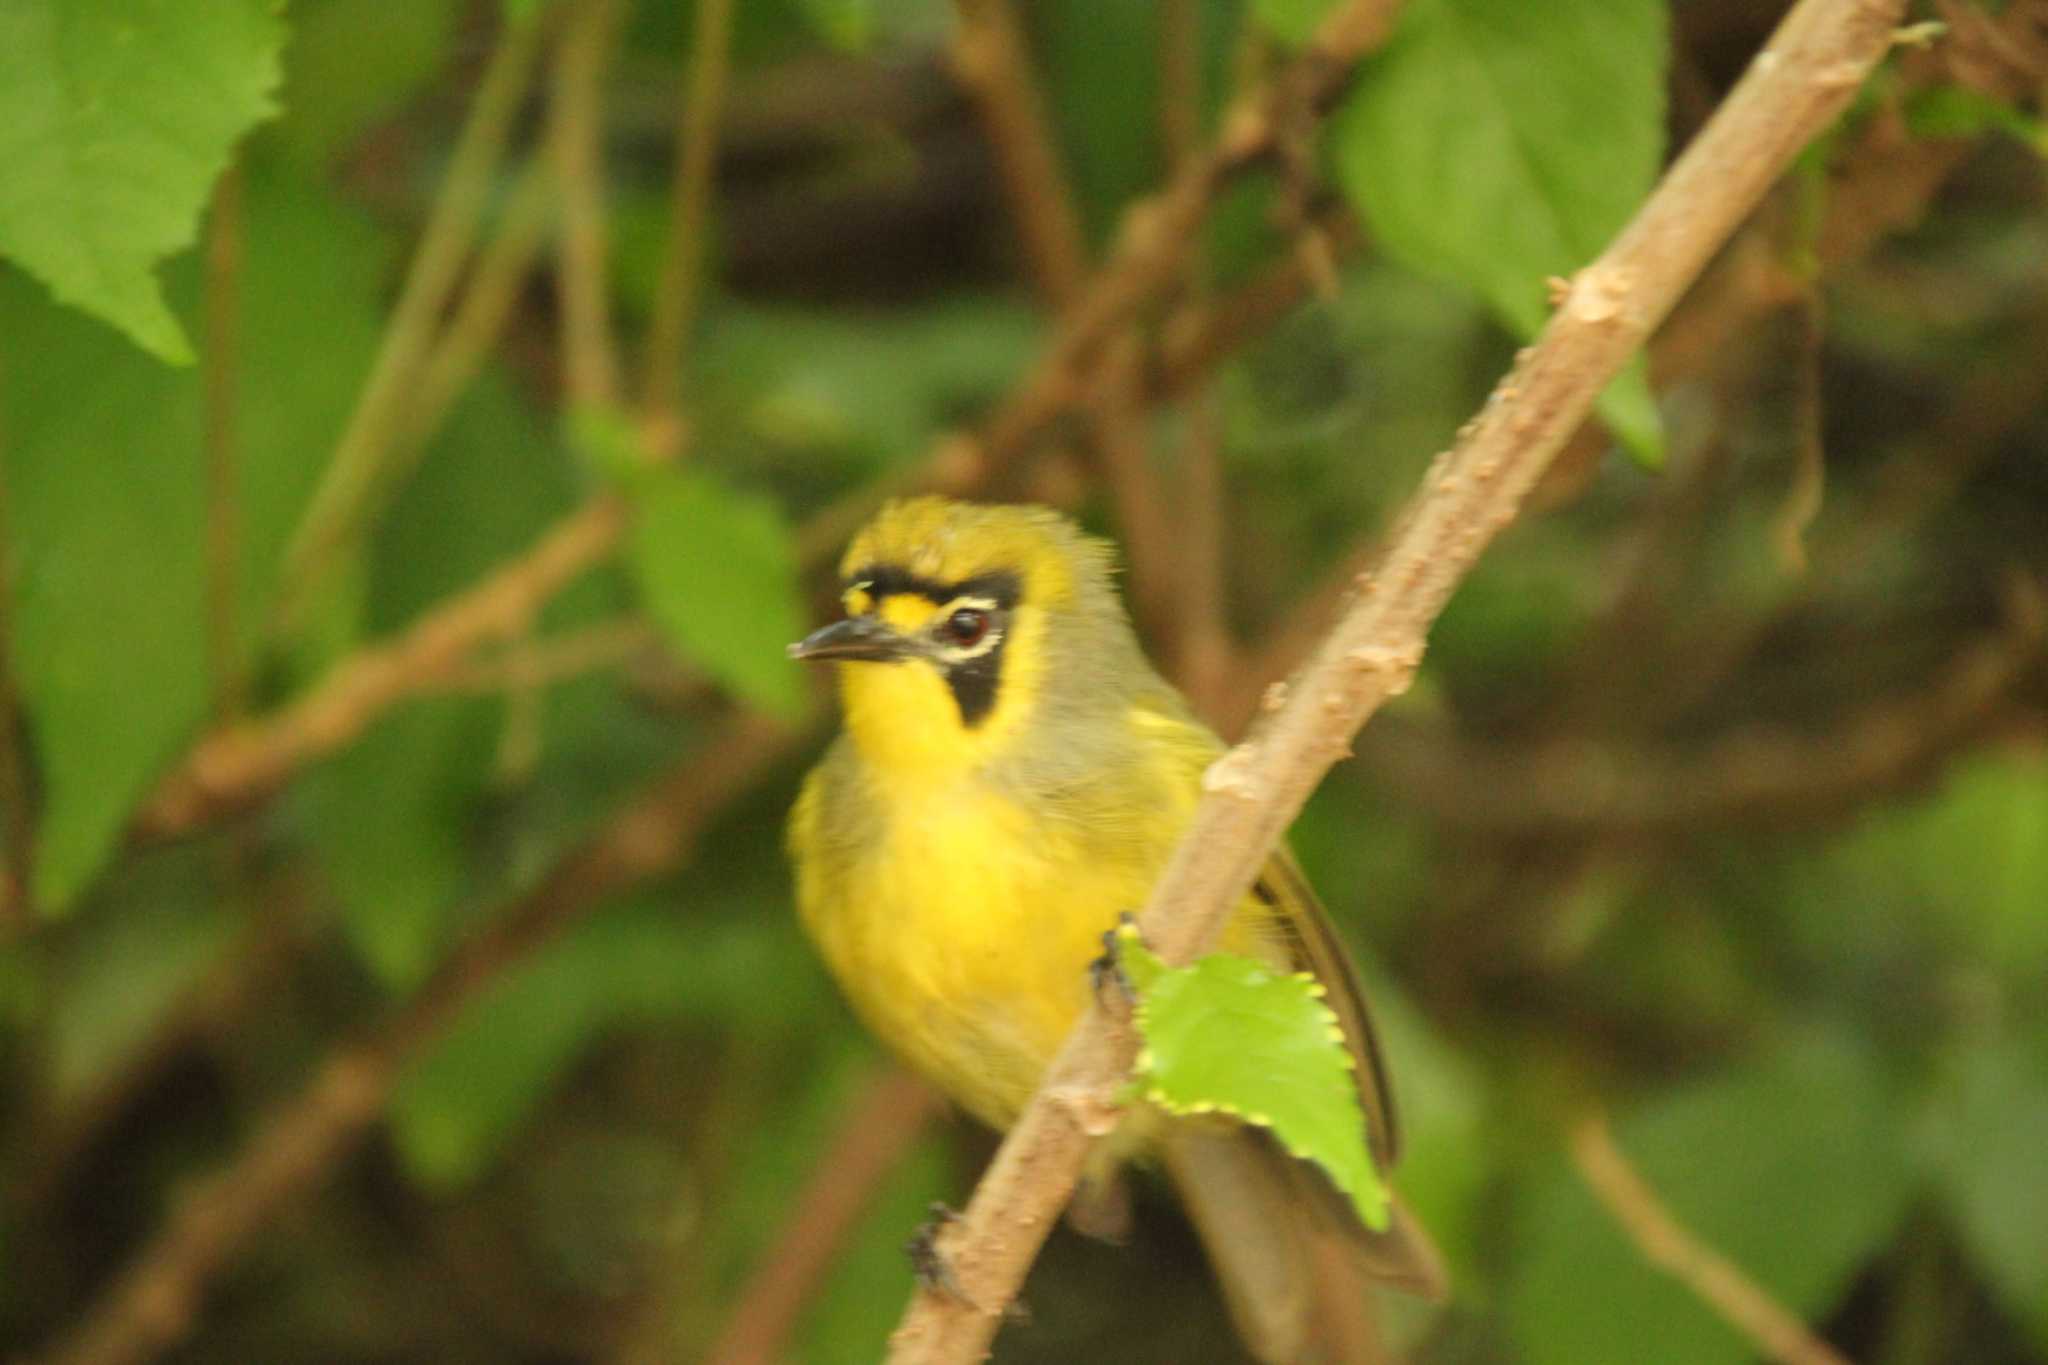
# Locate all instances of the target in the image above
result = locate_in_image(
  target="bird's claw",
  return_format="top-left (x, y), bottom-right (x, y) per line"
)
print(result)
top-left (907, 1203), bottom-right (973, 1306)
top-left (905, 1203), bottom-right (1030, 1322)
top-left (1090, 911), bottom-right (1142, 1013)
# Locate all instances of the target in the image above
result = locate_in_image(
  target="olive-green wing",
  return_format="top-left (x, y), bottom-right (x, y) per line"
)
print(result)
top-left (1127, 691), bottom-right (1403, 1170)
top-left (1253, 847), bottom-right (1403, 1171)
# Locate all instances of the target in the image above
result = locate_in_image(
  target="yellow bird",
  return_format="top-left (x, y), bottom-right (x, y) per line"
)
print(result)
top-left (787, 497), bottom-right (1443, 1362)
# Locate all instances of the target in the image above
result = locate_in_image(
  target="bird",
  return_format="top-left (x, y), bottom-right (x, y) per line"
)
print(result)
top-left (786, 496), bottom-right (1444, 1362)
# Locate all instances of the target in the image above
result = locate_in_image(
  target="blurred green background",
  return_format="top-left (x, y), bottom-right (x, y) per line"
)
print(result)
top-left (1, 0), bottom-right (2045, 1361)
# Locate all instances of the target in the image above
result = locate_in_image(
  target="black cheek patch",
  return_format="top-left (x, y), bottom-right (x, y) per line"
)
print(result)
top-left (945, 636), bottom-right (1004, 727)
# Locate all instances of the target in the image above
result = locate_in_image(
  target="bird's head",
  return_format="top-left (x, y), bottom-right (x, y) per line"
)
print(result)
top-left (790, 497), bottom-right (1142, 779)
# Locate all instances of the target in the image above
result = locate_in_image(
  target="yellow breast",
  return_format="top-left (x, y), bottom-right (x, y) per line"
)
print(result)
top-left (793, 754), bottom-right (1277, 1128)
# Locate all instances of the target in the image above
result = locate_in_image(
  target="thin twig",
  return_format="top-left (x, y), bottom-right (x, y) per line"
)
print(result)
top-left (949, 0), bottom-right (1091, 308)
top-left (639, 0), bottom-right (736, 448)
top-left (550, 0), bottom-right (626, 409)
top-left (277, 12), bottom-right (548, 620)
top-left (29, 716), bottom-right (801, 1365)
top-left (704, 1070), bottom-right (944, 1365)
top-left (392, 157), bottom-right (559, 501)
top-left (1175, 393), bottom-right (1235, 718)
top-left (429, 618), bottom-right (661, 695)
top-left (883, 3), bottom-right (1909, 1358)
top-left (132, 499), bottom-right (630, 839)
top-left (1570, 1114), bottom-right (1855, 1365)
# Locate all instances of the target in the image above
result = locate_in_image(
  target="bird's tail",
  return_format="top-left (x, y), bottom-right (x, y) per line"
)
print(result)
top-left (1159, 1124), bottom-right (1446, 1365)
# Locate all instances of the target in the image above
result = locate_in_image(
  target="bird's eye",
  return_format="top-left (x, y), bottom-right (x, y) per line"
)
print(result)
top-left (939, 607), bottom-right (990, 647)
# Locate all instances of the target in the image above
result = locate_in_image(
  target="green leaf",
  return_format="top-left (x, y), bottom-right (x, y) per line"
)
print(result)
top-left (45, 846), bottom-right (237, 1104)
top-left (1121, 929), bottom-right (1391, 1231)
top-left (299, 699), bottom-right (497, 990)
top-left (1921, 1038), bottom-right (2048, 1348)
top-left (1255, 0), bottom-right (1333, 46)
top-left (0, 0), bottom-right (286, 363)
top-left (298, 365), bottom-right (575, 984)
top-left (1508, 1032), bottom-right (1915, 1365)
top-left (270, 0), bottom-right (461, 169)
top-left (626, 468), bottom-right (808, 719)
top-left (1331, 0), bottom-right (1668, 462)
top-left (1907, 85), bottom-right (2048, 157)
top-left (393, 896), bottom-right (824, 1189)
top-left (3, 167), bottom-right (390, 913)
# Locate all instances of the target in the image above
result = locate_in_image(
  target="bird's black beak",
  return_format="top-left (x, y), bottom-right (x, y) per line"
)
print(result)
top-left (787, 616), bottom-right (917, 663)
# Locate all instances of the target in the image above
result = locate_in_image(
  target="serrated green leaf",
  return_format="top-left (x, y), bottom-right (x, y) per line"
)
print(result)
top-left (1921, 1038), bottom-right (2048, 1348)
top-left (627, 468), bottom-right (808, 719)
top-left (0, 0), bottom-right (286, 363)
top-left (1124, 932), bottom-right (1390, 1231)
top-left (1332, 0), bottom-right (1668, 462)
top-left (1509, 1032), bottom-right (1914, 1365)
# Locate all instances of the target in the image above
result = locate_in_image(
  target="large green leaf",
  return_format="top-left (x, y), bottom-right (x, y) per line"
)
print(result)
top-left (1509, 1032), bottom-right (1915, 1365)
top-left (626, 466), bottom-right (809, 720)
top-left (1122, 929), bottom-right (1391, 1230)
top-left (0, 0), bottom-right (285, 362)
top-left (4, 167), bottom-right (386, 912)
top-left (1332, 0), bottom-right (1667, 460)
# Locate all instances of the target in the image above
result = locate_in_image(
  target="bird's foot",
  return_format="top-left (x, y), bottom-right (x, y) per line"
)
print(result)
top-left (906, 1204), bottom-right (972, 1305)
top-left (905, 1204), bottom-right (1030, 1322)
top-left (1089, 911), bottom-right (1142, 1014)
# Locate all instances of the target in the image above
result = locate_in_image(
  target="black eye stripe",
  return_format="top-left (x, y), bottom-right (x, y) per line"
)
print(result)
top-left (846, 564), bottom-right (1021, 610)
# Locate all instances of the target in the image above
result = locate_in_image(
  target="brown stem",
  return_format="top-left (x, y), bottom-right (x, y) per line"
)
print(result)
top-left (883, 2), bottom-right (1910, 1357)
top-left (391, 158), bottom-right (559, 504)
top-left (704, 1070), bottom-right (944, 1365)
top-left (29, 716), bottom-right (800, 1365)
top-left (949, 0), bottom-right (1091, 309)
top-left (1571, 1114), bottom-right (1855, 1365)
top-left (550, 0), bottom-right (626, 409)
top-left (639, 0), bottom-right (736, 448)
top-left (277, 12), bottom-right (547, 619)
top-left (132, 499), bottom-right (630, 839)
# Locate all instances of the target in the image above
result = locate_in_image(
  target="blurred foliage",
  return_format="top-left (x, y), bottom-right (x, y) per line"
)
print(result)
top-left (1, 1), bottom-right (2045, 1363)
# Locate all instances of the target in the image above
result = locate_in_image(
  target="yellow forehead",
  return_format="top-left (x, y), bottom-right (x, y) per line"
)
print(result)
top-left (875, 593), bottom-right (941, 631)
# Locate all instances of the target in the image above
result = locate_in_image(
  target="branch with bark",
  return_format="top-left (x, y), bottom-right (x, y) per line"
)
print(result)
top-left (882, 2), bottom-right (1912, 1359)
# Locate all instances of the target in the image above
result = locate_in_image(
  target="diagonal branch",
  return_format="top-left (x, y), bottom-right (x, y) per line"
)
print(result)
top-left (882, 1), bottom-right (1911, 1358)
top-left (1571, 1114), bottom-right (1855, 1365)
